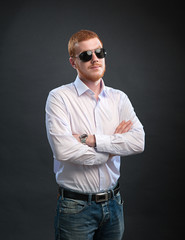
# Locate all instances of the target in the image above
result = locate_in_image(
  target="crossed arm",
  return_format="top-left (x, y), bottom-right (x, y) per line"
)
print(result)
top-left (46, 91), bottom-right (145, 165)
top-left (73, 120), bottom-right (133, 147)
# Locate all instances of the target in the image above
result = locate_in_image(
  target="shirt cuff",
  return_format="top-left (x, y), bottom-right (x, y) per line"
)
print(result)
top-left (95, 134), bottom-right (112, 152)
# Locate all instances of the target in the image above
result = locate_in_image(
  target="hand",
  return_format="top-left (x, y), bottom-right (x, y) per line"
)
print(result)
top-left (73, 134), bottom-right (96, 148)
top-left (109, 120), bottom-right (132, 159)
top-left (73, 134), bottom-right (80, 142)
top-left (86, 135), bottom-right (96, 147)
top-left (114, 120), bottom-right (133, 134)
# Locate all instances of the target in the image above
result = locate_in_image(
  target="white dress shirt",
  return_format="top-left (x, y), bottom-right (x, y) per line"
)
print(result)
top-left (45, 76), bottom-right (145, 193)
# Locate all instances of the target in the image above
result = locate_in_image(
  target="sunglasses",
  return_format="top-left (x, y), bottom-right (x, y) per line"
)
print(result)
top-left (76, 48), bottom-right (107, 62)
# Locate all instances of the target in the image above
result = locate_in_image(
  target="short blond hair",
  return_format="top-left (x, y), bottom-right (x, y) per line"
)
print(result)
top-left (68, 29), bottom-right (103, 57)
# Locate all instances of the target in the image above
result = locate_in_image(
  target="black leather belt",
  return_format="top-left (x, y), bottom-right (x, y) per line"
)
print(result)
top-left (58, 183), bottom-right (120, 203)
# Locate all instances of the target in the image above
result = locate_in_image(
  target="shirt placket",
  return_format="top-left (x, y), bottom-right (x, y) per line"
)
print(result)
top-left (94, 97), bottom-right (109, 191)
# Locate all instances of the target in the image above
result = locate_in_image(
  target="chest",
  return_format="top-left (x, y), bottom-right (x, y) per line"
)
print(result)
top-left (66, 95), bottom-right (120, 135)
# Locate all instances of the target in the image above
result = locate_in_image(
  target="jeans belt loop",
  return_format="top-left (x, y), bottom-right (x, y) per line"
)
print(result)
top-left (61, 188), bottom-right (64, 200)
top-left (111, 188), bottom-right (115, 198)
top-left (88, 194), bottom-right (92, 205)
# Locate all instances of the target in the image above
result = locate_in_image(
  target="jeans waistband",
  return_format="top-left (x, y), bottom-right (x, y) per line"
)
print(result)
top-left (58, 182), bottom-right (120, 203)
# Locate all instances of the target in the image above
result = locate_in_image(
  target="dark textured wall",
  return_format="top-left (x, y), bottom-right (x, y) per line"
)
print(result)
top-left (0, 0), bottom-right (184, 239)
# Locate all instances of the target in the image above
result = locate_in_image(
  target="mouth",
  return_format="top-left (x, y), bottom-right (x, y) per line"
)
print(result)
top-left (89, 65), bottom-right (102, 69)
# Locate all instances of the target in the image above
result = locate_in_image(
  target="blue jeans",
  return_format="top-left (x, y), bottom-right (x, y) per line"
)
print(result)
top-left (55, 191), bottom-right (124, 240)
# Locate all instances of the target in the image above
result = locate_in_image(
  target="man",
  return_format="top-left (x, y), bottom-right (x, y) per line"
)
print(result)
top-left (45, 29), bottom-right (145, 240)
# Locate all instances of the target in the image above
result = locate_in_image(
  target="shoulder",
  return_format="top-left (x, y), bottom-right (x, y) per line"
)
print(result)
top-left (49, 83), bottom-right (74, 95)
top-left (46, 83), bottom-right (77, 107)
top-left (48, 82), bottom-right (77, 99)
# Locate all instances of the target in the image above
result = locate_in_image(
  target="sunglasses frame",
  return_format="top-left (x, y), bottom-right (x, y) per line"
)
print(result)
top-left (76, 48), bottom-right (107, 62)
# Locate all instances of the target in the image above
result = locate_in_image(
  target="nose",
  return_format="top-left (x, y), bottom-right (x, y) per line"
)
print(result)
top-left (91, 52), bottom-right (99, 63)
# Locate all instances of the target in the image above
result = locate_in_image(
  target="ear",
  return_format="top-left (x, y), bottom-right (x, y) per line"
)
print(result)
top-left (69, 57), bottom-right (77, 69)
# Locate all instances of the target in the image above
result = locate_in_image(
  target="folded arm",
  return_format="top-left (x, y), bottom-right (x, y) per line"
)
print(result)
top-left (45, 91), bottom-right (109, 165)
top-left (96, 94), bottom-right (145, 156)
top-left (77, 95), bottom-right (145, 157)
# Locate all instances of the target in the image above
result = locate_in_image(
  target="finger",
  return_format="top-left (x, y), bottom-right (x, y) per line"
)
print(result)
top-left (120, 121), bottom-right (133, 133)
top-left (115, 120), bottom-right (132, 134)
top-left (115, 120), bottom-right (128, 134)
top-left (114, 121), bottom-right (125, 133)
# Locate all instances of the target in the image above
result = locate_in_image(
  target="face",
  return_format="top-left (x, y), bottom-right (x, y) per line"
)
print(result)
top-left (70, 38), bottom-right (106, 82)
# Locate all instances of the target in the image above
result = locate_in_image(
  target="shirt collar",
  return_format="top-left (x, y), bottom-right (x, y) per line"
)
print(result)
top-left (74, 75), bottom-right (107, 97)
top-left (74, 76), bottom-right (89, 96)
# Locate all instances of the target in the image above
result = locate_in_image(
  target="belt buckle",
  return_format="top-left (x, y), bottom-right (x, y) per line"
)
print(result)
top-left (95, 192), bottom-right (109, 203)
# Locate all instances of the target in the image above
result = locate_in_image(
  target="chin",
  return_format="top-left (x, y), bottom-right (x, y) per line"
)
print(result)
top-left (79, 69), bottom-right (106, 82)
top-left (88, 74), bottom-right (103, 82)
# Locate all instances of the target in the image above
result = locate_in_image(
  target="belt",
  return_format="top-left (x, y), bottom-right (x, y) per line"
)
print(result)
top-left (58, 183), bottom-right (120, 203)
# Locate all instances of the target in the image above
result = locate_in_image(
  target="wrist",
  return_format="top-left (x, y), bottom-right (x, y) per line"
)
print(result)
top-left (79, 134), bottom-right (88, 144)
top-left (86, 135), bottom-right (96, 147)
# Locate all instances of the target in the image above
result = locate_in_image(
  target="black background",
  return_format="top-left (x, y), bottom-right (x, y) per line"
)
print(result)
top-left (0, 0), bottom-right (184, 239)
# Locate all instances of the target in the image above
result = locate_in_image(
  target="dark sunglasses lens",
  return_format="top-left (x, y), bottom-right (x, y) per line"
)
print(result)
top-left (79, 50), bottom-right (92, 62)
top-left (95, 48), bottom-right (106, 58)
top-left (79, 48), bottom-right (107, 62)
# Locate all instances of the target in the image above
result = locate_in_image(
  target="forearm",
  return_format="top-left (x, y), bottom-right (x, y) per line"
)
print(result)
top-left (73, 134), bottom-right (96, 147)
top-left (45, 92), bottom-right (109, 166)
top-left (95, 128), bottom-right (145, 156)
top-left (46, 129), bottom-right (109, 165)
top-left (82, 119), bottom-right (145, 157)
